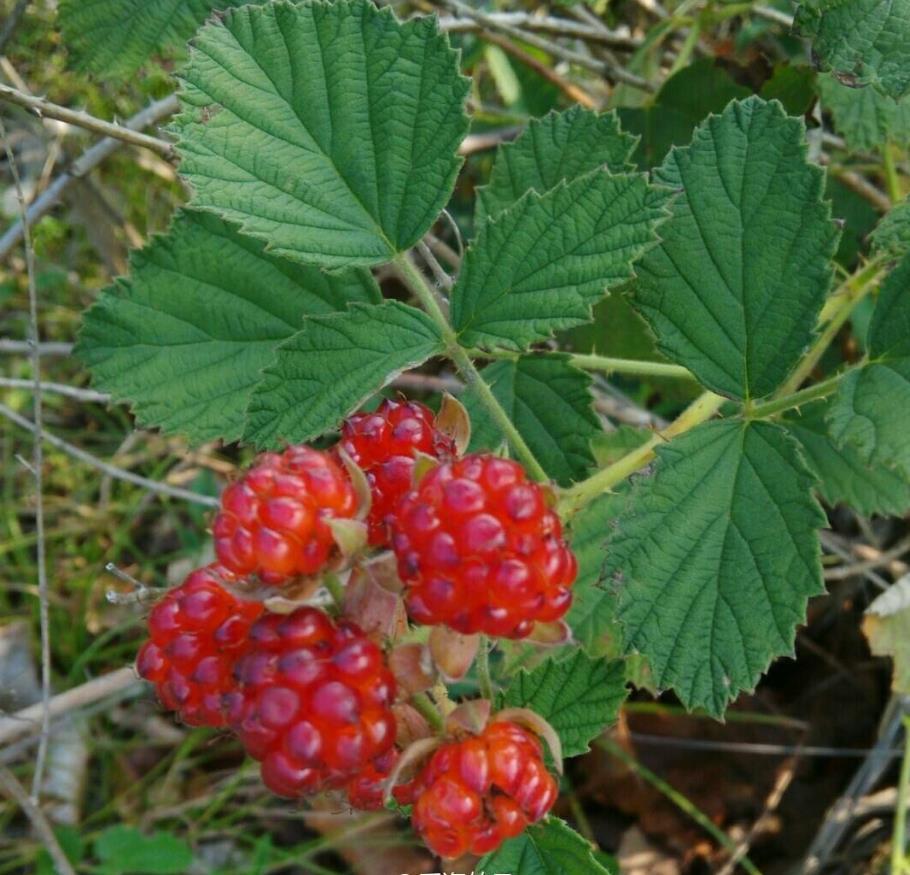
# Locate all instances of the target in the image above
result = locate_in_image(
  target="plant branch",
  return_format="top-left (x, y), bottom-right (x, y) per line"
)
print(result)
top-left (561, 390), bottom-right (726, 515)
top-left (776, 258), bottom-right (885, 397)
top-left (1, 114), bottom-right (52, 801)
top-left (0, 377), bottom-right (110, 403)
top-left (0, 768), bottom-right (77, 875)
top-left (393, 252), bottom-right (549, 481)
top-left (440, 0), bottom-right (655, 92)
top-left (0, 94), bottom-right (179, 262)
top-left (0, 667), bottom-right (138, 749)
top-left (0, 402), bottom-right (219, 507)
top-left (0, 83), bottom-right (175, 158)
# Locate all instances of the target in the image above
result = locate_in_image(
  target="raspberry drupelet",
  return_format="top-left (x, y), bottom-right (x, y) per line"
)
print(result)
top-left (136, 564), bottom-right (263, 727)
top-left (338, 398), bottom-right (456, 547)
top-left (213, 445), bottom-right (358, 586)
top-left (225, 607), bottom-right (398, 799)
top-left (389, 454), bottom-right (577, 638)
top-left (405, 720), bottom-right (558, 859)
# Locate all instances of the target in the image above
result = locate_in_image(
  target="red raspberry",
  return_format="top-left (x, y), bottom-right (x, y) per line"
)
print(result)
top-left (136, 564), bottom-right (263, 727)
top-left (338, 399), bottom-right (456, 547)
top-left (407, 720), bottom-right (558, 859)
top-left (213, 445), bottom-right (358, 585)
top-left (345, 746), bottom-right (400, 810)
top-left (225, 607), bottom-right (398, 799)
top-left (390, 454), bottom-right (577, 638)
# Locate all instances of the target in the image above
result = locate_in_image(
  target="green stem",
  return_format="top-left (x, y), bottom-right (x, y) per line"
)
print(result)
top-left (323, 572), bottom-right (345, 609)
top-left (560, 391), bottom-right (726, 516)
top-left (746, 372), bottom-right (845, 419)
top-left (883, 142), bottom-right (903, 204)
top-left (599, 739), bottom-right (762, 875)
top-left (893, 714), bottom-right (910, 875)
top-left (777, 258), bottom-right (884, 397)
top-left (411, 691), bottom-right (445, 733)
top-left (476, 635), bottom-right (494, 700)
top-left (568, 353), bottom-right (696, 380)
top-left (473, 348), bottom-right (694, 380)
top-left (393, 252), bottom-right (548, 482)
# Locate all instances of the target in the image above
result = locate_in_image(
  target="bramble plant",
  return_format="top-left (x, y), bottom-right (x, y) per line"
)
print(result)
top-left (60, 0), bottom-right (910, 868)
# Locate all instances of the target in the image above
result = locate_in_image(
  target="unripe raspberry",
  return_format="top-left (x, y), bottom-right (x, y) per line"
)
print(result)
top-left (226, 607), bottom-right (398, 799)
top-left (136, 564), bottom-right (263, 727)
top-left (390, 454), bottom-right (577, 638)
top-left (338, 399), bottom-right (456, 547)
top-left (407, 720), bottom-right (558, 859)
top-left (213, 445), bottom-right (358, 585)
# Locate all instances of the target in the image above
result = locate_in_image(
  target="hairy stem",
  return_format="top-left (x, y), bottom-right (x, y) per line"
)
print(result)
top-left (393, 252), bottom-right (549, 481)
top-left (560, 391), bottom-right (726, 515)
top-left (777, 258), bottom-right (884, 397)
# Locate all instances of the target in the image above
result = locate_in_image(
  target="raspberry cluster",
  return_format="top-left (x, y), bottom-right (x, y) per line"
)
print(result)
top-left (338, 398), bottom-right (456, 546)
top-left (405, 720), bottom-right (558, 859)
top-left (225, 607), bottom-right (397, 800)
top-left (134, 397), bottom-right (573, 858)
top-left (391, 454), bottom-right (577, 638)
top-left (136, 564), bottom-right (263, 727)
top-left (213, 445), bottom-right (357, 585)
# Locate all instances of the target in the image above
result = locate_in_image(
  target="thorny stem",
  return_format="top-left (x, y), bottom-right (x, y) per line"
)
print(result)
top-left (560, 391), bottom-right (726, 516)
top-left (745, 372), bottom-right (846, 420)
top-left (893, 714), bottom-right (910, 875)
top-left (0, 83), bottom-right (175, 158)
top-left (480, 350), bottom-right (695, 380)
top-left (777, 258), bottom-right (885, 397)
top-left (393, 252), bottom-right (549, 482)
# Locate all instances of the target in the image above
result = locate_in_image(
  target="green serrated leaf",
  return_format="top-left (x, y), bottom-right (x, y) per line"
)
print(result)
top-left (827, 360), bottom-right (910, 478)
top-left (244, 301), bottom-right (444, 447)
top-left (610, 420), bottom-right (826, 715)
top-left (867, 253), bottom-right (910, 359)
top-left (479, 818), bottom-right (612, 875)
top-left (464, 355), bottom-right (601, 485)
top-left (476, 107), bottom-right (637, 221)
top-left (565, 492), bottom-right (628, 656)
top-left (171, 0), bottom-right (469, 267)
top-left (871, 197), bottom-right (910, 257)
top-left (500, 650), bottom-right (627, 758)
top-left (785, 399), bottom-right (910, 515)
top-left (59, 0), bottom-right (248, 78)
top-left (452, 171), bottom-right (668, 350)
top-left (619, 59), bottom-right (751, 169)
top-left (794, 0), bottom-right (910, 99)
top-left (94, 826), bottom-right (193, 875)
top-left (75, 210), bottom-right (377, 444)
top-left (827, 254), bottom-right (910, 476)
top-left (818, 74), bottom-right (910, 151)
top-left (631, 96), bottom-right (840, 400)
